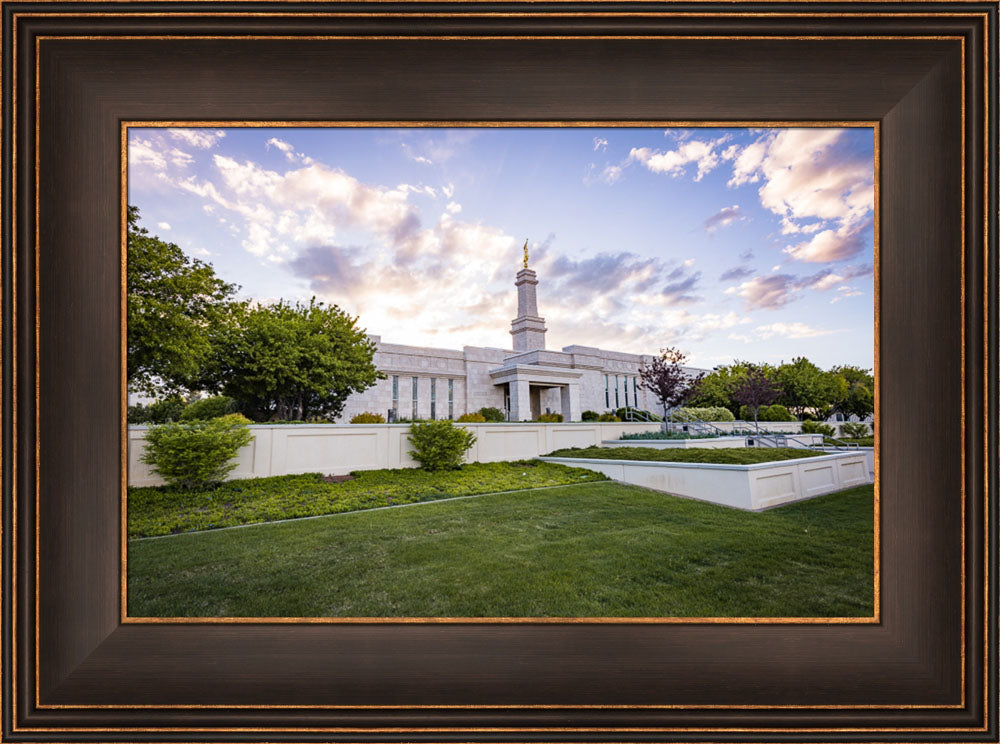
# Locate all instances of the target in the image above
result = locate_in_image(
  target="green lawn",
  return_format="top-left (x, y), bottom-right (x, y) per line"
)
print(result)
top-left (128, 481), bottom-right (875, 618)
top-left (128, 461), bottom-right (607, 538)
top-left (544, 445), bottom-right (821, 464)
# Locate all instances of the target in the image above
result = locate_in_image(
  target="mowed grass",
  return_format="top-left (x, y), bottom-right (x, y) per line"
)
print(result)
top-left (128, 481), bottom-right (875, 618)
top-left (544, 446), bottom-right (821, 464)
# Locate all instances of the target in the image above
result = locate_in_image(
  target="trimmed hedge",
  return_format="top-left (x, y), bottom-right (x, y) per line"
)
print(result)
top-left (670, 406), bottom-right (736, 422)
top-left (179, 396), bottom-right (237, 421)
top-left (350, 412), bottom-right (386, 424)
top-left (538, 412), bottom-right (564, 422)
top-left (478, 407), bottom-right (506, 422)
top-left (457, 412), bottom-right (487, 423)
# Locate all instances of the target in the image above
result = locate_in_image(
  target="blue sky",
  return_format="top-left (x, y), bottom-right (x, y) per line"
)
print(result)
top-left (128, 126), bottom-right (875, 370)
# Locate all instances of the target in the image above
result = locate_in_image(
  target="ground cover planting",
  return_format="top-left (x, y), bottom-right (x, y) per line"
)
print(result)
top-left (127, 481), bottom-right (875, 618)
top-left (128, 461), bottom-right (606, 538)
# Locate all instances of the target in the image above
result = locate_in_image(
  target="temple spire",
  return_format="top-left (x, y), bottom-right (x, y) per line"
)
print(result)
top-left (510, 242), bottom-right (546, 352)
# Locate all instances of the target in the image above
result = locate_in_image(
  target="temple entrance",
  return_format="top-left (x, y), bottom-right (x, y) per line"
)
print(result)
top-left (530, 387), bottom-right (542, 420)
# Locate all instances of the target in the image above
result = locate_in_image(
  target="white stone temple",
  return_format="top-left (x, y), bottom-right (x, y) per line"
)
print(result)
top-left (338, 248), bottom-right (706, 423)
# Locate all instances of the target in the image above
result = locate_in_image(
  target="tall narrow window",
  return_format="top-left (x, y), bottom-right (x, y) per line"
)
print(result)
top-left (633, 377), bottom-right (639, 408)
top-left (614, 375), bottom-right (620, 408)
top-left (430, 378), bottom-right (437, 420)
top-left (448, 379), bottom-right (454, 419)
top-left (391, 375), bottom-right (399, 418)
top-left (412, 376), bottom-right (419, 420)
top-left (604, 375), bottom-right (610, 409)
top-left (624, 376), bottom-right (630, 408)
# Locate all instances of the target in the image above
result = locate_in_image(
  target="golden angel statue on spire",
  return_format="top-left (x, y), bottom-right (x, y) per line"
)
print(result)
top-left (522, 239), bottom-right (529, 269)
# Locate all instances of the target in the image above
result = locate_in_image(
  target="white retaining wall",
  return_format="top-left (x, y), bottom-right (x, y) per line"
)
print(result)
top-left (538, 452), bottom-right (872, 511)
top-left (128, 421), bottom-right (662, 487)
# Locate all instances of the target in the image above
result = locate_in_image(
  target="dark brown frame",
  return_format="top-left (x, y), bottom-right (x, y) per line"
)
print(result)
top-left (2, 4), bottom-right (997, 742)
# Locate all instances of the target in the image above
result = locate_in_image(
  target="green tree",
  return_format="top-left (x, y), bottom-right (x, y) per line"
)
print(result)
top-left (829, 365), bottom-right (876, 419)
top-left (203, 298), bottom-right (383, 422)
top-left (127, 206), bottom-right (237, 395)
top-left (775, 357), bottom-right (830, 418)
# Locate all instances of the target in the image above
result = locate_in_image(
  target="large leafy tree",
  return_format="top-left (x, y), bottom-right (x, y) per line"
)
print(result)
top-left (829, 365), bottom-right (876, 419)
top-left (127, 206), bottom-right (237, 395)
top-left (638, 347), bottom-right (704, 421)
top-left (775, 357), bottom-right (832, 418)
top-left (202, 298), bottom-right (383, 422)
top-left (732, 364), bottom-right (784, 431)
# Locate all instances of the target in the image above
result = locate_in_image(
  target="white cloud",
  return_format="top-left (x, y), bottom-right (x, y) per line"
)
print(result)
top-left (629, 136), bottom-right (728, 182)
top-left (783, 221), bottom-right (872, 263)
top-left (683, 258), bottom-right (696, 268)
top-left (748, 322), bottom-right (840, 340)
top-left (156, 222), bottom-right (171, 231)
top-left (724, 128), bottom-right (875, 257)
top-left (129, 138), bottom-right (166, 170)
top-left (446, 202), bottom-right (462, 215)
top-left (593, 137), bottom-right (608, 152)
top-left (168, 128), bottom-right (226, 149)
top-left (600, 164), bottom-right (623, 184)
top-left (703, 204), bottom-right (744, 233)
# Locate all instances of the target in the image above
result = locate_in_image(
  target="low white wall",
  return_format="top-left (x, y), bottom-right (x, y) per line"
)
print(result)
top-left (537, 452), bottom-right (872, 511)
top-left (603, 434), bottom-right (825, 449)
top-left (128, 421), bottom-right (662, 487)
top-left (816, 446), bottom-right (875, 479)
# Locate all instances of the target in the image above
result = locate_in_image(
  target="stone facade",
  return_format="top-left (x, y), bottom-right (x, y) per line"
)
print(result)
top-left (337, 262), bottom-right (706, 423)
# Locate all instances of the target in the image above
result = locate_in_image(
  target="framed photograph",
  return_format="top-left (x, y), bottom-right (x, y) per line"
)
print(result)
top-left (2, 2), bottom-right (996, 742)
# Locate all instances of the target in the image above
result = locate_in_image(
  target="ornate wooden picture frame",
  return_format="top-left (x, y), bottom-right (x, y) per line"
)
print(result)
top-left (2, 2), bottom-right (997, 741)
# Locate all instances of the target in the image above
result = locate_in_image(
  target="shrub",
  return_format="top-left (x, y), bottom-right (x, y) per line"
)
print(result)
top-left (350, 411), bottom-right (386, 424)
top-left (407, 420), bottom-right (477, 471)
top-left (141, 413), bottom-right (254, 489)
top-left (597, 412), bottom-right (621, 422)
top-left (538, 412), bottom-right (564, 423)
top-left (581, 410), bottom-right (600, 421)
top-left (670, 406), bottom-right (735, 422)
top-left (762, 404), bottom-right (795, 421)
top-left (127, 396), bottom-right (186, 424)
top-left (179, 395), bottom-right (236, 421)
top-left (457, 412), bottom-right (487, 423)
top-left (801, 419), bottom-right (836, 437)
top-left (478, 407), bottom-right (506, 422)
top-left (840, 421), bottom-right (870, 438)
top-left (738, 404), bottom-right (794, 422)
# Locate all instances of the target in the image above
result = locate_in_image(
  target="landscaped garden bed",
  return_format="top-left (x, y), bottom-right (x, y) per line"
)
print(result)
top-left (126, 481), bottom-right (875, 618)
top-left (545, 446), bottom-right (821, 463)
top-left (128, 461), bottom-right (606, 538)
top-left (539, 447), bottom-right (871, 510)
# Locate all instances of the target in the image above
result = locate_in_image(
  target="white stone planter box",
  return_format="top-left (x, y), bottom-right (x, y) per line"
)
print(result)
top-left (815, 446), bottom-right (875, 479)
top-left (537, 452), bottom-right (872, 511)
top-left (601, 434), bottom-right (825, 450)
